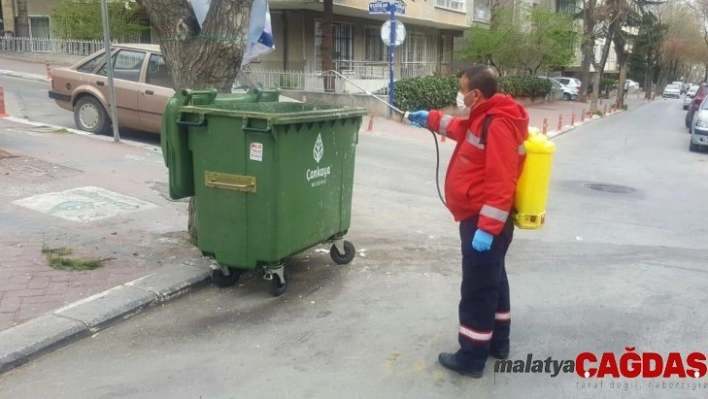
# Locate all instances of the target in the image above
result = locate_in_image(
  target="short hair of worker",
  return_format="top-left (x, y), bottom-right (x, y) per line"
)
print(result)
top-left (463, 65), bottom-right (499, 99)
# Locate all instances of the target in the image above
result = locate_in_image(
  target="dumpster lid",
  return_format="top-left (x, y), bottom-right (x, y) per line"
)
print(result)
top-left (180, 102), bottom-right (368, 124)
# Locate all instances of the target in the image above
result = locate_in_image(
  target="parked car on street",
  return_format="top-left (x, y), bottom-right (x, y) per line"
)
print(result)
top-left (663, 84), bottom-right (681, 99)
top-left (49, 44), bottom-right (175, 135)
top-left (625, 79), bottom-right (639, 90)
top-left (686, 83), bottom-right (708, 129)
top-left (683, 85), bottom-right (699, 110)
top-left (689, 95), bottom-right (708, 152)
top-left (537, 76), bottom-right (578, 101)
top-left (558, 77), bottom-right (582, 94)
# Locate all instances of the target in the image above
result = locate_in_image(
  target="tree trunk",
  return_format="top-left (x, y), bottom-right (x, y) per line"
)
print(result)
top-left (579, 35), bottom-right (594, 103)
top-left (322, 0), bottom-right (335, 92)
top-left (579, 0), bottom-right (596, 104)
top-left (591, 73), bottom-right (600, 113)
top-left (704, 63), bottom-right (708, 83)
top-left (613, 34), bottom-right (627, 110)
top-left (136, 0), bottom-right (255, 244)
top-left (15, 0), bottom-right (29, 37)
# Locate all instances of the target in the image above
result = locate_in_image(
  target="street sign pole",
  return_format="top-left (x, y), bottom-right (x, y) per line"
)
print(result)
top-left (100, 0), bottom-right (120, 143)
top-left (388, 4), bottom-right (396, 118)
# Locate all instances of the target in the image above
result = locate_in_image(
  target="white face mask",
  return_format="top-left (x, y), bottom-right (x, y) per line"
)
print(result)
top-left (457, 91), bottom-right (477, 112)
top-left (457, 91), bottom-right (469, 112)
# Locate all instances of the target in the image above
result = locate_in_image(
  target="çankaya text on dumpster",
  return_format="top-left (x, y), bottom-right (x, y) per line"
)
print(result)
top-left (307, 165), bottom-right (331, 187)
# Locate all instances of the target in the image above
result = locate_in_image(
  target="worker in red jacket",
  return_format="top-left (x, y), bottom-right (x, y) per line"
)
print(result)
top-left (408, 65), bottom-right (529, 378)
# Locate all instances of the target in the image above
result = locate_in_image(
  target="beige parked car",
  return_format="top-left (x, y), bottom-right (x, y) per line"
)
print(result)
top-left (49, 44), bottom-right (174, 135)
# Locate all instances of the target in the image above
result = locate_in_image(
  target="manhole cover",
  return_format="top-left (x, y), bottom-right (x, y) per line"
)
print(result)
top-left (584, 183), bottom-right (635, 193)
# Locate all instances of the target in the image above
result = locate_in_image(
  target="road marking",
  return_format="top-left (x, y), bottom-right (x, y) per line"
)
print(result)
top-left (12, 186), bottom-right (159, 223)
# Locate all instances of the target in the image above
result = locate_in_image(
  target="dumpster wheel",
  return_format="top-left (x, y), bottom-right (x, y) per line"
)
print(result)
top-left (267, 266), bottom-right (288, 297)
top-left (330, 240), bottom-right (356, 265)
top-left (212, 267), bottom-right (242, 288)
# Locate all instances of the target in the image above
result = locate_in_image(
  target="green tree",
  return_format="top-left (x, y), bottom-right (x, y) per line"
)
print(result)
top-left (52, 0), bottom-right (148, 41)
top-left (460, 6), bottom-right (577, 75)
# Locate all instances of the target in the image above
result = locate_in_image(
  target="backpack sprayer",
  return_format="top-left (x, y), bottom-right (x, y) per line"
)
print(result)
top-left (319, 70), bottom-right (556, 230)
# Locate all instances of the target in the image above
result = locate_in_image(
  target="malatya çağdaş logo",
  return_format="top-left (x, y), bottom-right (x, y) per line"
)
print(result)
top-left (494, 348), bottom-right (707, 379)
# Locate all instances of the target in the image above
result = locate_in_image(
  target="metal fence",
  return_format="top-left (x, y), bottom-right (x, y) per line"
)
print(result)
top-left (0, 37), bottom-right (122, 56)
top-left (245, 62), bottom-right (444, 95)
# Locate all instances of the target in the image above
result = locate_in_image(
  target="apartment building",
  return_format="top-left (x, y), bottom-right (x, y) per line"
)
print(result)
top-left (1, 0), bottom-right (478, 82)
top-left (258, 0), bottom-right (479, 78)
top-left (0, 0), bottom-right (50, 37)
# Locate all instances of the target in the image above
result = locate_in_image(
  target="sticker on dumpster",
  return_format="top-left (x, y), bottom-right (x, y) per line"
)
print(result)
top-left (307, 133), bottom-right (331, 187)
top-left (250, 142), bottom-right (263, 162)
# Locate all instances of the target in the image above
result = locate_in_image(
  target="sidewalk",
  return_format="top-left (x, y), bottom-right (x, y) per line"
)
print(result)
top-left (0, 119), bottom-right (211, 373)
top-left (0, 52), bottom-right (83, 81)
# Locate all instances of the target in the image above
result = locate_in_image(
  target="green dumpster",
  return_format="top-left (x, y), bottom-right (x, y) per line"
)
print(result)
top-left (161, 88), bottom-right (280, 199)
top-left (163, 96), bottom-right (367, 296)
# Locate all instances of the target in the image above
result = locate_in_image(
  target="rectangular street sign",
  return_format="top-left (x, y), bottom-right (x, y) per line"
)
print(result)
top-left (368, 1), bottom-right (405, 15)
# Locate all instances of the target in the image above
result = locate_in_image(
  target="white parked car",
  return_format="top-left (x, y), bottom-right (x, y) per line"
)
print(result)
top-left (663, 84), bottom-right (681, 99)
top-left (625, 79), bottom-right (639, 90)
top-left (689, 95), bottom-right (708, 152)
top-left (684, 85), bottom-right (699, 110)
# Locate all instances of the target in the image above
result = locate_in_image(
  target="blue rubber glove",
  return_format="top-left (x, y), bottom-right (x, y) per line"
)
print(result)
top-left (472, 229), bottom-right (494, 252)
top-left (408, 110), bottom-right (429, 128)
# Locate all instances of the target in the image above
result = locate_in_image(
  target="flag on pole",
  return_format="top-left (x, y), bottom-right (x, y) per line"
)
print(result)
top-left (188, 0), bottom-right (275, 66)
top-left (243, 0), bottom-right (275, 66)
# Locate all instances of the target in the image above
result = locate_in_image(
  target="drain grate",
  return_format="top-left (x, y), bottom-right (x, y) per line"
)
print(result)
top-left (584, 183), bottom-right (635, 193)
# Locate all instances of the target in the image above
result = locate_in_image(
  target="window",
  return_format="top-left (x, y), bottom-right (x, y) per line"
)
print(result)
top-left (77, 53), bottom-right (105, 74)
top-left (403, 32), bottom-right (428, 63)
top-left (435, 0), bottom-right (465, 12)
top-left (473, 0), bottom-right (491, 22)
top-left (556, 0), bottom-right (577, 15)
top-left (145, 54), bottom-right (173, 88)
top-left (314, 21), bottom-right (354, 71)
top-left (29, 16), bottom-right (50, 39)
top-left (98, 50), bottom-right (146, 82)
top-left (440, 34), bottom-right (454, 64)
top-left (365, 26), bottom-right (388, 62)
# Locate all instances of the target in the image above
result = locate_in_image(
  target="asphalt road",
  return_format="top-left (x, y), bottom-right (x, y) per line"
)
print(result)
top-left (2, 97), bottom-right (708, 398)
top-left (0, 75), bottom-right (160, 144)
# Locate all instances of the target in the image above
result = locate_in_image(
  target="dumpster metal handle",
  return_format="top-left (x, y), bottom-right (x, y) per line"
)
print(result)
top-left (180, 88), bottom-right (218, 106)
top-left (176, 114), bottom-right (207, 127)
top-left (242, 119), bottom-right (272, 134)
top-left (204, 172), bottom-right (257, 193)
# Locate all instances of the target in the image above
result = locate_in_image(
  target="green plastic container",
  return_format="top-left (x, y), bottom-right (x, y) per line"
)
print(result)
top-left (165, 100), bottom-right (367, 296)
top-left (161, 88), bottom-right (280, 199)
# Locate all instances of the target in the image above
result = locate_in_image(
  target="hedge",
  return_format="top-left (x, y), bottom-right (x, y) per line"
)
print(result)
top-left (390, 75), bottom-right (553, 111)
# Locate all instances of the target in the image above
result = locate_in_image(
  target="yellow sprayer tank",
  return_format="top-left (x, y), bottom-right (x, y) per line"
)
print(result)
top-left (513, 129), bottom-right (556, 229)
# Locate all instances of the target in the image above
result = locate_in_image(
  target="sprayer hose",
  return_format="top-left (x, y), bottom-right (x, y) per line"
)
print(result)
top-left (429, 128), bottom-right (447, 208)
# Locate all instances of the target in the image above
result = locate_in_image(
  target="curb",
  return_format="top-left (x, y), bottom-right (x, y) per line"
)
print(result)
top-left (0, 69), bottom-right (49, 83)
top-left (0, 263), bottom-right (211, 375)
top-left (1, 116), bottom-right (163, 154)
top-left (547, 108), bottom-right (629, 139)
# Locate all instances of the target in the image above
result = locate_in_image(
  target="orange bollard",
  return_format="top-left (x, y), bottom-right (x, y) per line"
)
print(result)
top-left (571, 111), bottom-right (575, 127)
top-left (366, 112), bottom-right (375, 132)
top-left (557, 114), bottom-right (563, 131)
top-left (581, 108), bottom-right (585, 122)
top-left (542, 118), bottom-right (548, 135)
top-left (0, 86), bottom-right (7, 117)
top-left (45, 61), bottom-right (52, 80)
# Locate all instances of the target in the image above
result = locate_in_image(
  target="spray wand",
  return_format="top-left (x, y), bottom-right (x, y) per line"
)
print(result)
top-left (321, 71), bottom-right (447, 208)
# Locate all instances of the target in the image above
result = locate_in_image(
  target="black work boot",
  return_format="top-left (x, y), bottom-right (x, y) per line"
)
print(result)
top-left (438, 352), bottom-right (484, 378)
top-left (490, 341), bottom-right (510, 360)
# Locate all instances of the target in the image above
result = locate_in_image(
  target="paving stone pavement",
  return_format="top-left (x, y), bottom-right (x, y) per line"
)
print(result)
top-left (0, 118), bottom-right (210, 332)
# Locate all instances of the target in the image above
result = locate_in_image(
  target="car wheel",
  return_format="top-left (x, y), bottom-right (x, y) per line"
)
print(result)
top-left (690, 141), bottom-right (699, 152)
top-left (684, 105), bottom-right (688, 110)
top-left (563, 93), bottom-right (571, 101)
top-left (74, 96), bottom-right (110, 135)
